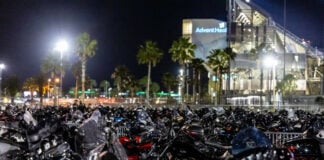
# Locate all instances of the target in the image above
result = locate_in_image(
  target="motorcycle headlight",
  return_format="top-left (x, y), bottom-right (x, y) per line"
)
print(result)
top-left (51, 139), bottom-right (57, 147)
top-left (44, 142), bottom-right (51, 151)
top-left (104, 127), bottom-right (110, 133)
top-left (89, 153), bottom-right (98, 160)
top-left (37, 148), bottom-right (42, 154)
top-left (27, 156), bottom-right (34, 160)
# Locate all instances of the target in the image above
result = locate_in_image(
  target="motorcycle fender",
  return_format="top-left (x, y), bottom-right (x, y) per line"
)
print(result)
top-left (137, 142), bottom-right (152, 150)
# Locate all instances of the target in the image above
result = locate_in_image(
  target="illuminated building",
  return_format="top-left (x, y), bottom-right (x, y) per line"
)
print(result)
top-left (183, 0), bottom-right (323, 104)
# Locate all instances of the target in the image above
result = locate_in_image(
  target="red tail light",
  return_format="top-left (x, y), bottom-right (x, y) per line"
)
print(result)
top-left (135, 135), bottom-right (141, 143)
top-left (127, 154), bottom-right (139, 160)
top-left (119, 136), bottom-right (131, 144)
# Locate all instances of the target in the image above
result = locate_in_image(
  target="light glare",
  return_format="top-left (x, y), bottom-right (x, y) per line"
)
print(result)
top-left (55, 40), bottom-right (68, 52)
top-left (0, 64), bottom-right (5, 69)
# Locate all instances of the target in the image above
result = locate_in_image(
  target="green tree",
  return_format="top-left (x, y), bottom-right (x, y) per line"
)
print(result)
top-left (40, 51), bottom-right (70, 95)
top-left (191, 58), bottom-right (205, 103)
top-left (100, 80), bottom-right (110, 97)
top-left (169, 37), bottom-right (196, 65)
top-left (276, 74), bottom-right (297, 104)
top-left (3, 75), bottom-right (20, 104)
top-left (41, 52), bottom-right (61, 77)
top-left (150, 82), bottom-right (160, 98)
top-left (86, 78), bottom-right (97, 98)
top-left (207, 49), bottom-right (231, 104)
top-left (124, 74), bottom-right (139, 97)
top-left (111, 65), bottom-right (130, 96)
top-left (161, 72), bottom-right (177, 94)
top-left (169, 37), bottom-right (196, 103)
top-left (23, 77), bottom-right (38, 100)
top-left (35, 74), bottom-right (46, 106)
top-left (76, 32), bottom-right (98, 102)
top-left (138, 76), bottom-right (148, 91)
top-left (137, 40), bottom-right (163, 104)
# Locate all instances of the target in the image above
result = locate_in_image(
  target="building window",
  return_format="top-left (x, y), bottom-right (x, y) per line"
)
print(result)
top-left (182, 20), bottom-right (192, 35)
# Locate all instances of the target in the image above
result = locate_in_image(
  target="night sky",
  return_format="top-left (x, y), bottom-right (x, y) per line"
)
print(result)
top-left (0, 0), bottom-right (323, 91)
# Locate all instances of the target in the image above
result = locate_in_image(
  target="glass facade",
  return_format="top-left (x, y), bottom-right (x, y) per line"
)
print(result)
top-left (183, 0), bottom-right (324, 98)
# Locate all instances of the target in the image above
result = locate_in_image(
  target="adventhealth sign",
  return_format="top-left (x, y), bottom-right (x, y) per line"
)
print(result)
top-left (195, 22), bottom-right (227, 33)
top-left (195, 27), bottom-right (227, 33)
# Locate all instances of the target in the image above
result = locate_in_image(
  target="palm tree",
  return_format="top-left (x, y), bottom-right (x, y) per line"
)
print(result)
top-left (276, 74), bottom-right (297, 104)
top-left (138, 76), bottom-right (148, 91)
top-left (137, 40), bottom-right (163, 104)
top-left (76, 32), bottom-right (98, 102)
top-left (207, 49), bottom-right (231, 104)
top-left (161, 72), bottom-right (177, 95)
top-left (169, 37), bottom-right (196, 103)
top-left (3, 75), bottom-right (20, 104)
top-left (23, 77), bottom-right (38, 100)
top-left (40, 52), bottom-right (61, 78)
top-left (35, 74), bottom-right (46, 106)
top-left (41, 51), bottom-right (70, 98)
top-left (81, 76), bottom-right (96, 98)
top-left (191, 58), bottom-right (205, 104)
top-left (150, 82), bottom-right (160, 99)
top-left (224, 47), bottom-right (237, 96)
top-left (87, 78), bottom-right (97, 98)
top-left (99, 80), bottom-right (110, 97)
top-left (111, 65), bottom-right (130, 96)
top-left (71, 61), bottom-right (82, 98)
top-left (124, 74), bottom-right (139, 97)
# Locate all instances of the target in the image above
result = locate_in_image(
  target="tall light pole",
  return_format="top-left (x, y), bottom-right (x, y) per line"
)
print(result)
top-left (55, 40), bottom-right (68, 98)
top-left (178, 69), bottom-right (184, 104)
top-left (283, 0), bottom-right (287, 78)
top-left (0, 64), bottom-right (5, 102)
top-left (47, 78), bottom-right (51, 98)
top-left (54, 78), bottom-right (60, 106)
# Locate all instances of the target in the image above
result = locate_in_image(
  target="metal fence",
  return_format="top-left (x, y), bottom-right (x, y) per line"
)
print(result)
top-left (116, 126), bottom-right (128, 137)
top-left (264, 131), bottom-right (306, 148)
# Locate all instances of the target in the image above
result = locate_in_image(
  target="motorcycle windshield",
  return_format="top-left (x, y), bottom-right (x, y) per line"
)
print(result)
top-left (110, 131), bottom-right (128, 160)
top-left (23, 110), bottom-right (37, 126)
top-left (137, 110), bottom-right (152, 124)
top-left (232, 127), bottom-right (271, 155)
top-left (79, 109), bottom-right (105, 145)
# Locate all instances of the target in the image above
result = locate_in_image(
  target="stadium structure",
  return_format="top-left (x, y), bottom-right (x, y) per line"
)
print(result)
top-left (182, 0), bottom-right (324, 104)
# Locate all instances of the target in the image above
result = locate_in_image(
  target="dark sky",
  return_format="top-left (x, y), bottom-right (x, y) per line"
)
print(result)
top-left (0, 0), bottom-right (323, 91)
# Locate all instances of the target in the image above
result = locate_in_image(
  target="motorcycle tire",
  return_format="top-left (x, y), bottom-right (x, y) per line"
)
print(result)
top-left (101, 152), bottom-right (118, 160)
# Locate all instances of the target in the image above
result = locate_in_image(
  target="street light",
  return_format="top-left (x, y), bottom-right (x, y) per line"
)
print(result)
top-left (0, 64), bottom-right (5, 101)
top-left (54, 40), bottom-right (68, 98)
top-left (178, 69), bottom-right (184, 104)
top-left (53, 78), bottom-right (60, 106)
